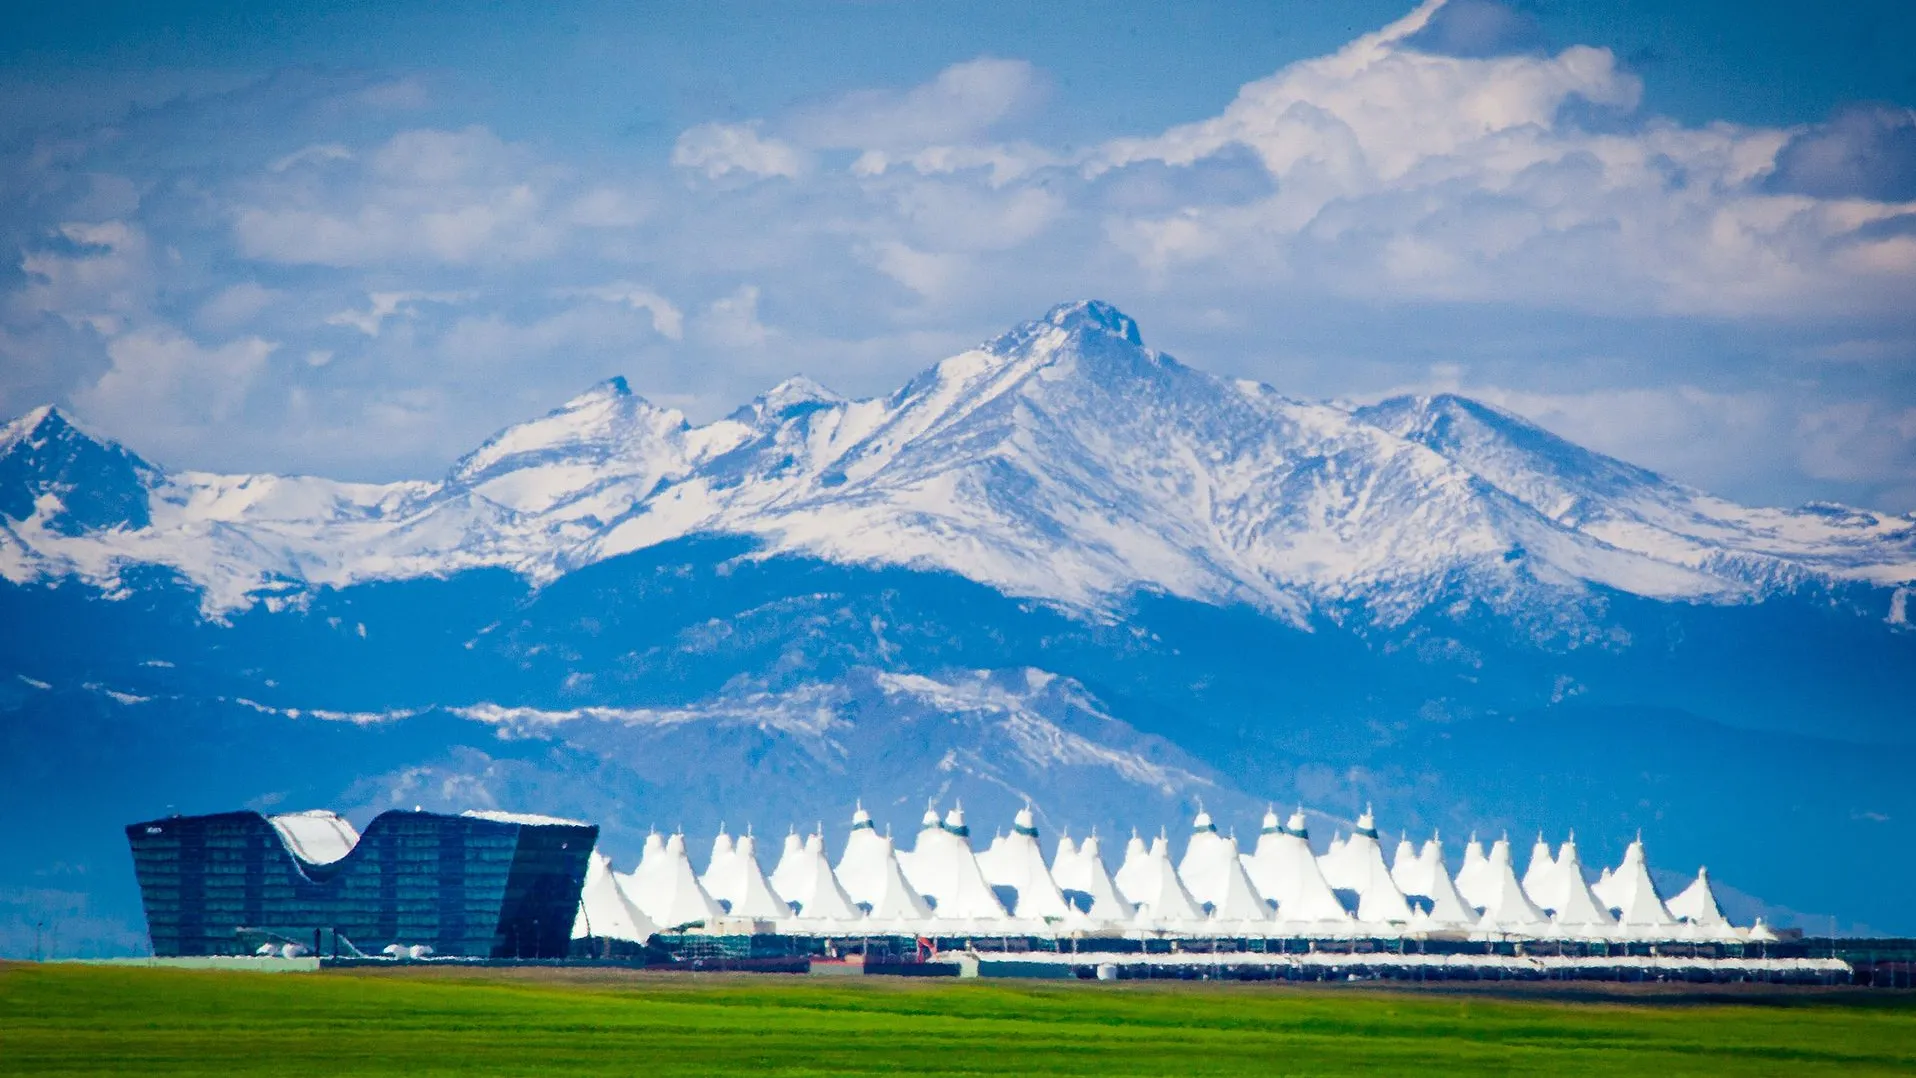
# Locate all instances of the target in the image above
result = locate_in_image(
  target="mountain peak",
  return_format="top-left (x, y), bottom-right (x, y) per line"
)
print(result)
top-left (0, 404), bottom-right (156, 535)
top-left (1042, 300), bottom-right (1143, 347)
top-left (563, 376), bottom-right (633, 408)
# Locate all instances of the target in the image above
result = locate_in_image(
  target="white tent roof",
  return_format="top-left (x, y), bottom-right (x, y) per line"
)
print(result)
top-left (768, 829), bottom-right (810, 901)
top-left (1520, 833), bottom-right (1558, 906)
top-left (1390, 835), bottom-right (1428, 897)
top-left (833, 805), bottom-right (894, 908)
top-left (1667, 867), bottom-right (1730, 927)
top-left (1535, 836), bottom-right (1614, 927)
top-left (1067, 833), bottom-right (1136, 922)
top-left (785, 833), bottom-right (862, 922)
top-left (1113, 831), bottom-right (1153, 906)
top-left (898, 804), bottom-right (1008, 921)
top-left (1404, 836), bottom-right (1478, 927)
top-left (1206, 836), bottom-right (1273, 923)
top-left (1475, 837), bottom-right (1550, 929)
top-left (862, 833), bottom-right (933, 923)
top-left (1131, 838), bottom-right (1206, 925)
top-left (629, 832), bottom-right (726, 930)
top-left (1176, 807), bottom-right (1236, 909)
top-left (1050, 833), bottom-right (1087, 894)
top-left (703, 832), bottom-right (791, 920)
top-left (976, 806), bottom-right (1072, 920)
top-left (698, 829), bottom-right (738, 894)
top-left (1456, 835), bottom-right (1492, 909)
top-left (1319, 809), bottom-right (1413, 924)
top-left (1247, 810), bottom-right (1348, 923)
top-left (1606, 838), bottom-right (1676, 928)
top-left (572, 849), bottom-right (661, 942)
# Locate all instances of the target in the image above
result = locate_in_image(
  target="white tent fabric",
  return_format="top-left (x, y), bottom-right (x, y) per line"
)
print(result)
top-left (1534, 836), bottom-right (1614, 928)
top-left (1131, 837), bottom-right (1206, 925)
top-left (615, 832), bottom-right (667, 920)
top-left (702, 832), bottom-right (791, 920)
top-left (975, 806), bottom-right (1072, 920)
top-left (1206, 836), bottom-right (1273, 923)
top-left (832, 805), bottom-right (892, 908)
top-left (861, 833), bottom-right (933, 925)
top-left (1067, 833), bottom-right (1136, 922)
top-left (698, 829), bottom-right (738, 895)
top-left (1402, 837), bottom-right (1478, 927)
top-left (1667, 867), bottom-right (1730, 927)
top-left (1475, 838), bottom-right (1550, 929)
top-left (1520, 834), bottom-right (1558, 908)
top-left (899, 804), bottom-right (1008, 921)
top-left (1593, 866), bottom-right (1617, 909)
top-left (1747, 918), bottom-right (1779, 942)
top-left (1248, 810), bottom-right (1348, 923)
top-left (1113, 831), bottom-right (1153, 905)
top-left (1456, 836), bottom-right (1492, 909)
top-left (1050, 833), bottom-right (1087, 894)
top-left (1390, 836), bottom-right (1429, 897)
top-left (785, 832), bottom-right (862, 923)
top-left (632, 833), bottom-right (726, 930)
top-left (1605, 838), bottom-right (1677, 928)
top-left (767, 829), bottom-right (809, 901)
top-left (572, 850), bottom-right (661, 942)
top-left (1175, 808), bottom-right (1232, 909)
top-left (1318, 809), bottom-right (1413, 924)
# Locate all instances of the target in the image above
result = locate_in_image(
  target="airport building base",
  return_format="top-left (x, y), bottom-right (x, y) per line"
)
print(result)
top-left (293, 933), bottom-right (1915, 988)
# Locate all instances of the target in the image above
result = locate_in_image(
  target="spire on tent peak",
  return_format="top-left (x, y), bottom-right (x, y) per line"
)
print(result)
top-left (1012, 806), bottom-right (1037, 836)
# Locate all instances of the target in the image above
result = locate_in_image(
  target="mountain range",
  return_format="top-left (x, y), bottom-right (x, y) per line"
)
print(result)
top-left (3, 300), bottom-right (1912, 954)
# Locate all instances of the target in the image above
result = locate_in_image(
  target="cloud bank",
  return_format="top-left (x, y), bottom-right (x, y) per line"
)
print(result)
top-left (1, 0), bottom-right (1912, 513)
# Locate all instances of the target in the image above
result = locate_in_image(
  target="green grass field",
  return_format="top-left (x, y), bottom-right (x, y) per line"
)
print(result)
top-left (4, 963), bottom-right (1915, 1076)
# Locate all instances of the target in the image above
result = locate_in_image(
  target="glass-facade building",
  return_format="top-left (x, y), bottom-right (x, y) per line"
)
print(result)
top-left (125, 809), bottom-right (596, 958)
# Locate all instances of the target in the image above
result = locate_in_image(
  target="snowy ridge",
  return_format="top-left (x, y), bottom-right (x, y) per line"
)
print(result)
top-left (2, 301), bottom-right (1911, 619)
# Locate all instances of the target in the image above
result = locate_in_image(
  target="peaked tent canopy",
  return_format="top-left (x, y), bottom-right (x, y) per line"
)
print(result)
top-left (862, 834), bottom-right (933, 924)
top-left (1475, 838), bottom-right (1550, 929)
top-left (1113, 830), bottom-right (1154, 906)
top-left (1247, 810), bottom-right (1348, 923)
top-left (704, 832), bottom-right (791, 920)
top-left (1666, 867), bottom-right (1729, 928)
top-left (1066, 833), bottom-right (1136, 922)
top-left (833, 805), bottom-right (894, 908)
top-left (769, 829), bottom-right (811, 901)
top-left (976, 806), bottom-right (1072, 920)
top-left (1534, 835), bottom-right (1614, 928)
top-left (1605, 838), bottom-right (1677, 928)
top-left (785, 833), bottom-right (863, 923)
top-left (572, 849), bottom-right (661, 943)
top-left (633, 833), bottom-right (726, 930)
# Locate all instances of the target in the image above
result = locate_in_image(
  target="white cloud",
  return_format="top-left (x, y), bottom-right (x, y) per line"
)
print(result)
top-left (195, 282), bottom-right (280, 330)
top-left (790, 57), bottom-right (1044, 152)
top-left (1084, 0), bottom-right (1916, 320)
top-left (13, 221), bottom-right (151, 335)
top-left (234, 126), bottom-right (562, 265)
top-left (696, 285), bottom-right (771, 348)
top-left (670, 122), bottom-right (804, 180)
top-left (567, 283), bottom-right (684, 340)
top-left (268, 143), bottom-right (353, 172)
top-left (77, 326), bottom-right (277, 425)
top-left (325, 291), bottom-right (472, 337)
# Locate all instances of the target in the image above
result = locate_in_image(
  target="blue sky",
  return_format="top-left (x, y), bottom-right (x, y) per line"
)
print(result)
top-left (2, 0), bottom-right (1913, 510)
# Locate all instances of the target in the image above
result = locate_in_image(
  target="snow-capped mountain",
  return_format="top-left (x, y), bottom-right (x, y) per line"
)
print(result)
top-left (5, 301), bottom-right (1916, 955)
top-left (3, 300), bottom-right (1911, 621)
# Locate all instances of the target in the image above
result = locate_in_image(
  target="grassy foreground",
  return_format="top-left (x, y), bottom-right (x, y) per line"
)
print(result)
top-left (3, 963), bottom-right (1915, 1076)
